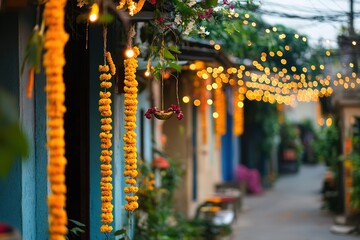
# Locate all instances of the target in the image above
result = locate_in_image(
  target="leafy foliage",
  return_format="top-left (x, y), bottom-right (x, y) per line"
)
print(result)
top-left (0, 88), bottom-right (29, 177)
top-left (65, 219), bottom-right (86, 240)
top-left (311, 124), bottom-right (340, 170)
top-left (134, 152), bottom-right (201, 240)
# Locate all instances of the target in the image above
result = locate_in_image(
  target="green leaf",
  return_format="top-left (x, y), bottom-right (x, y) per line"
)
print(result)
top-left (98, 13), bottom-right (115, 23)
top-left (0, 89), bottom-right (29, 177)
top-left (205, 0), bottom-right (218, 7)
top-left (164, 48), bottom-right (175, 60)
top-left (69, 219), bottom-right (86, 227)
top-left (168, 45), bottom-right (181, 54)
top-left (21, 25), bottom-right (44, 76)
top-left (169, 62), bottom-right (181, 72)
top-left (0, 124), bottom-right (29, 177)
top-left (114, 229), bottom-right (126, 236)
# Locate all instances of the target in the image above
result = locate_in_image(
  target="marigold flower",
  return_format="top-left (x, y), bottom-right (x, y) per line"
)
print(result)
top-left (99, 65), bottom-right (109, 72)
top-left (100, 81), bottom-right (112, 89)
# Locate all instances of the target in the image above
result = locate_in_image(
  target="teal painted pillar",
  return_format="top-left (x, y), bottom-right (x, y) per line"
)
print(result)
top-left (19, 9), bottom-right (36, 240)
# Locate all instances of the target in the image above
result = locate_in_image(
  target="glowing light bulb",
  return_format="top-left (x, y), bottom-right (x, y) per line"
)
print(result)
top-left (125, 49), bottom-right (134, 58)
top-left (144, 71), bottom-right (151, 77)
top-left (182, 96), bottom-right (190, 103)
top-left (89, 3), bottom-right (99, 22)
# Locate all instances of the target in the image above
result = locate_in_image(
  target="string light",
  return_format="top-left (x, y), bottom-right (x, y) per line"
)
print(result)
top-left (89, 3), bottom-right (99, 22)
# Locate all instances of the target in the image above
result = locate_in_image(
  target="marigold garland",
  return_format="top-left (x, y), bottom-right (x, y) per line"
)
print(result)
top-left (43, 0), bottom-right (69, 239)
top-left (214, 85), bottom-right (226, 136)
top-left (123, 46), bottom-right (140, 212)
top-left (233, 89), bottom-right (244, 136)
top-left (116, 0), bottom-right (145, 16)
top-left (99, 51), bottom-right (116, 233)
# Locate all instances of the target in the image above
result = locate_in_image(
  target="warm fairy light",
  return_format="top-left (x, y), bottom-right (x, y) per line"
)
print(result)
top-left (213, 112), bottom-right (219, 118)
top-left (352, 41), bottom-right (357, 46)
top-left (281, 59), bottom-right (287, 65)
top-left (277, 51), bottom-right (283, 57)
top-left (207, 99), bottom-right (213, 105)
top-left (125, 48), bottom-right (135, 58)
top-left (265, 29), bottom-right (271, 33)
top-left (243, 20), bottom-right (248, 25)
top-left (212, 83), bottom-right (218, 89)
top-left (326, 50), bottom-right (331, 56)
top-left (202, 73), bottom-right (209, 79)
top-left (294, 34), bottom-right (299, 39)
top-left (144, 71), bottom-right (150, 77)
top-left (189, 63), bottom-right (196, 70)
top-left (279, 33), bottom-right (286, 39)
top-left (206, 84), bottom-right (212, 91)
top-left (194, 99), bottom-right (201, 106)
top-left (182, 96), bottom-right (190, 103)
top-left (284, 45), bottom-right (290, 51)
top-left (89, 3), bottom-right (99, 22)
top-left (350, 63), bottom-right (354, 68)
top-left (245, 13), bottom-right (250, 18)
top-left (214, 44), bottom-right (221, 50)
top-left (209, 40), bottom-right (215, 45)
top-left (319, 64), bottom-right (325, 70)
top-left (251, 22), bottom-right (257, 27)
top-left (326, 117), bottom-right (332, 127)
top-left (302, 37), bottom-right (307, 42)
top-left (272, 27), bottom-right (277, 32)
top-left (237, 101), bottom-right (244, 108)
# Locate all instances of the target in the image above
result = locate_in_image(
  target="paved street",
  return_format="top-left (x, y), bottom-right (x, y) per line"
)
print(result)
top-left (231, 164), bottom-right (359, 240)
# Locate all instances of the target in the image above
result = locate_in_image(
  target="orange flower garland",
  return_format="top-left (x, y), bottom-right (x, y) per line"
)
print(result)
top-left (99, 51), bottom-right (116, 233)
top-left (117, 0), bottom-right (145, 16)
top-left (123, 47), bottom-right (140, 212)
top-left (214, 85), bottom-right (226, 136)
top-left (233, 89), bottom-right (244, 136)
top-left (43, 0), bottom-right (69, 239)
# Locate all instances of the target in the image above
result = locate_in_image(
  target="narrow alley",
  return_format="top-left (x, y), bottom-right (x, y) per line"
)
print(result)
top-left (232, 165), bottom-right (359, 240)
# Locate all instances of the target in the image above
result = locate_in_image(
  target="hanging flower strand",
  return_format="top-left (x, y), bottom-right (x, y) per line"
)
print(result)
top-left (123, 46), bottom-right (140, 212)
top-left (43, 0), bottom-right (69, 239)
top-left (116, 0), bottom-right (146, 16)
top-left (99, 44), bottom-right (116, 233)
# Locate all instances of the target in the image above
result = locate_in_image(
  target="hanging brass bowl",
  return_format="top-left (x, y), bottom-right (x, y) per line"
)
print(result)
top-left (153, 111), bottom-right (174, 120)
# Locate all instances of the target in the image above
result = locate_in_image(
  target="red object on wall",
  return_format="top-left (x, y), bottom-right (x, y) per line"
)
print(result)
top-left (152, 156), bottom-right (170, 169)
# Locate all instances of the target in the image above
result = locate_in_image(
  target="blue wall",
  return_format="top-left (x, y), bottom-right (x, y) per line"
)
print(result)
top-left (221, 88), bottom-right (242, 182)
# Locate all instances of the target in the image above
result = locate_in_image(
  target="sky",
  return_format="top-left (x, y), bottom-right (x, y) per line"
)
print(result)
top-left (256, 0), bottom-right (360, 48)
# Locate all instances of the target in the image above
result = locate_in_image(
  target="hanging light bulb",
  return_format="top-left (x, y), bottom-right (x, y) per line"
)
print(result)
top-left (125, 48), bottom-right (135, 58)
top-left (89, 3), bottom-right (99, 22)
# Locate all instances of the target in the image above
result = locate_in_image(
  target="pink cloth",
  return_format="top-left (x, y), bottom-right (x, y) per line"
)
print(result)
top-left (235, 165), bottom-right (262, 194)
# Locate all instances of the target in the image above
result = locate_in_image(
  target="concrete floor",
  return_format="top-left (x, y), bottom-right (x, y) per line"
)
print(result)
top-left (231, 164), bottom-right (359, 240)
